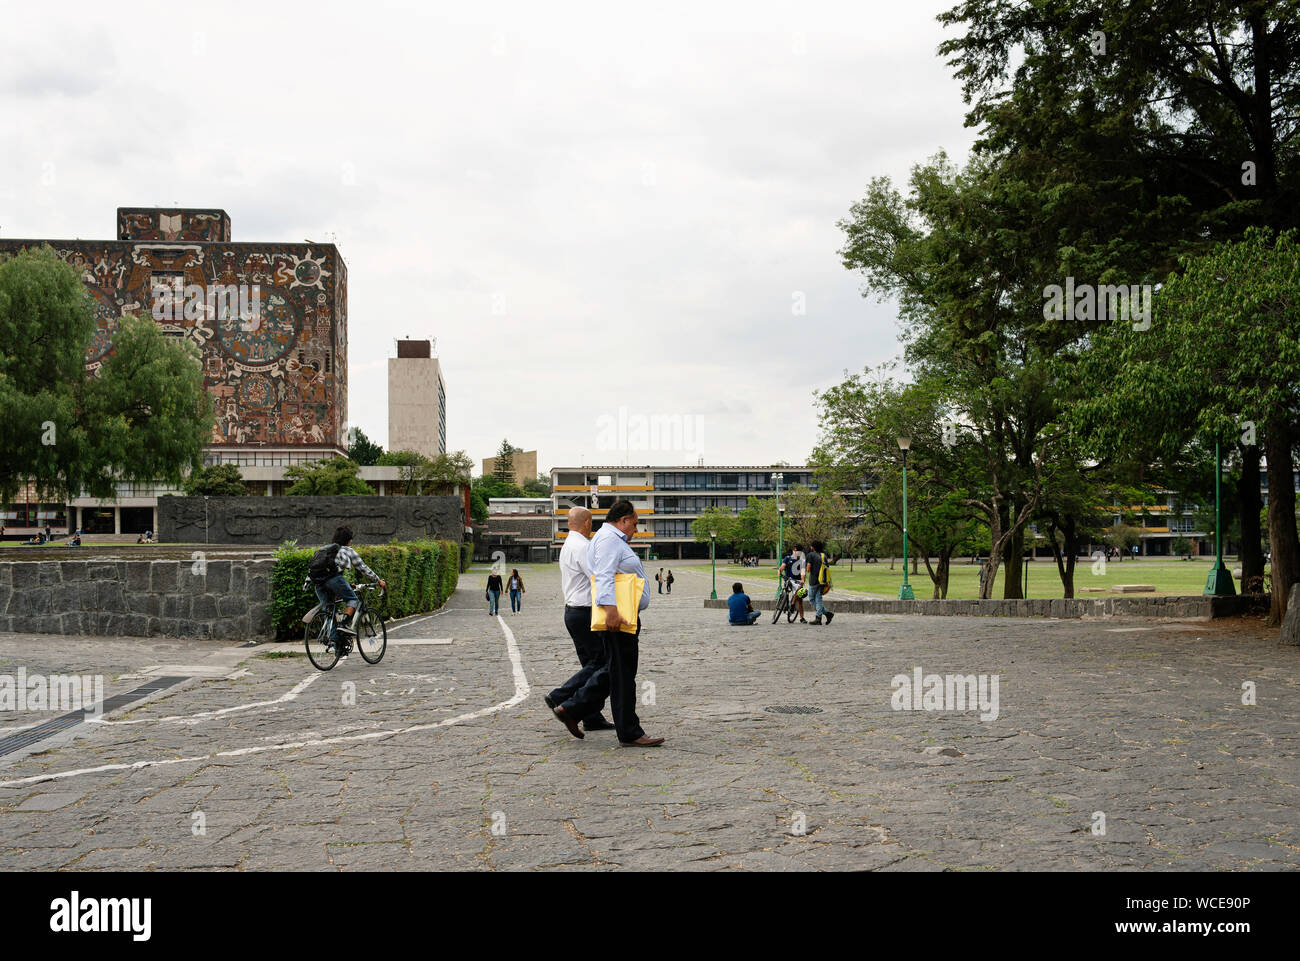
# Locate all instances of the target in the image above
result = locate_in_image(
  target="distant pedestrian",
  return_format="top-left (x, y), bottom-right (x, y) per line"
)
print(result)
top-left (486, 571), bottom-right (503, 615)
top-left (508, 568), bottom-right (525, 613)
top-left (656, 568), bottom-right (664, 594)
top-left (666, 570), bottom-right (674, 594)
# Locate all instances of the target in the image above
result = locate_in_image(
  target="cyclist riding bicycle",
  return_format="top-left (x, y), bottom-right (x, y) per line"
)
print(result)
top-left (304, 526), bottom-right (387, 652)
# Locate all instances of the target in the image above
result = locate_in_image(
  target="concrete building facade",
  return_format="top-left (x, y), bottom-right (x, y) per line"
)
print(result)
top-left (482, 450), bottom-right (538, 485)
top-left (388, 339), bottom-right (446, 458)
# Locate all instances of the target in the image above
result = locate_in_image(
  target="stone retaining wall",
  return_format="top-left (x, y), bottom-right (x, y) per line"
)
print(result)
top-left (0, 560), bottom-right (274, 639)
top-left (706, 594), bottom-right (1269, 620)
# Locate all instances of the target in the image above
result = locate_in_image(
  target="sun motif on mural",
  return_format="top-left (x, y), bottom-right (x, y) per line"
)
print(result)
top-left (289, 250), bottom-right (331, 290)
top-left (215, 286), bottom-right (299, 366)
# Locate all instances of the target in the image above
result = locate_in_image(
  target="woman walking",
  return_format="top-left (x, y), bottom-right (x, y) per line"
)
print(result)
top-left (666, 569), bottom-right (674, 594)
top-left (508, 568), bottom-right (525, 613)
top-left (486, 570), bottom-right (503, 615)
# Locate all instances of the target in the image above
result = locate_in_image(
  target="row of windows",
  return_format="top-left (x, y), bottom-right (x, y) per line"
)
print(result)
top-left (652, 472), bottom-right (814, 491)
top-left (654, 496), bottom-right (755, 512)
top-left (1, 504), bottom-right (68, 527)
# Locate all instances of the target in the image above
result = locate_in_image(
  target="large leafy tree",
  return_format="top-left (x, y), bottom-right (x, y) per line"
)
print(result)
top-left (1077, 228), bottom-right (1300, 622)
top-left (346, 427), bottom-right (384, 466)
top-left (283, 458), bottom-right (374, 496)
top-left (376, 449), bottom-right (473, 495)
top-left (182, 464), bottom-right (248, 496)
top-left (0, 246), bottom-right (212, 504)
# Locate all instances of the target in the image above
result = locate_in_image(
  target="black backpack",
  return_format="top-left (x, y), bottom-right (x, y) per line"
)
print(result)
top-left (308, 543), bottom-right (342, 584)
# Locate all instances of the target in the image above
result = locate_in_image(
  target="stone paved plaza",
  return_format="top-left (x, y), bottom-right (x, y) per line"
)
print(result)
top-left (0, 563), bottom-right (1296, 871)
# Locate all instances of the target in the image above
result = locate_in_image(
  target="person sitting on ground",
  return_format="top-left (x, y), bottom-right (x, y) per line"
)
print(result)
top-left (728, 582), bottom-right (761, 625)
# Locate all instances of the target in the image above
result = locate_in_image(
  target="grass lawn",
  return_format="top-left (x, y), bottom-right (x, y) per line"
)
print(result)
top-left (718, 556), bottom-right (1243, 600)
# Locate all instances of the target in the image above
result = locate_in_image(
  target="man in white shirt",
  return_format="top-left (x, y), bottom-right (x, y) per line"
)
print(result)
top-left (543, 507), bottom-right (614, 733)
top-left (550, 500), bottom-right (663, 747)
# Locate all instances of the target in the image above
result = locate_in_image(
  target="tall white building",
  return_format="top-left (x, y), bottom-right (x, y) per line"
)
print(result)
top-left (388, 339), bottom-right (447, 458)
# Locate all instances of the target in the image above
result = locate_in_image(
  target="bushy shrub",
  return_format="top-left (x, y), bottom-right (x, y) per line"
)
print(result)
top-left (460, 541), bottom-right (473, 573)
top-left (269, 539), bottom-right (460, 639)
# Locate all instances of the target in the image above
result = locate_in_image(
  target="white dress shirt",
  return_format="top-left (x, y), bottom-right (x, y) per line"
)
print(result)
top-left (560, 529), bottom-right (593, 606)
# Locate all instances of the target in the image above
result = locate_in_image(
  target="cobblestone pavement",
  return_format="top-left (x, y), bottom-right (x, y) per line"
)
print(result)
top-left (0, 564), bottom-right (1296, 871)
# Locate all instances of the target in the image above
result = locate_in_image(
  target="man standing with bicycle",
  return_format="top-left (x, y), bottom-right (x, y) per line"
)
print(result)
top-left (306, 526), bottom-right (387, 653)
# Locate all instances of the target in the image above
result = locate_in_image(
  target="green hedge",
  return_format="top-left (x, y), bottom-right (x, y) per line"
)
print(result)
top-left (460, 541), bottom-right (473, 573)
top-left (269, 539), bottom-right (461, 639)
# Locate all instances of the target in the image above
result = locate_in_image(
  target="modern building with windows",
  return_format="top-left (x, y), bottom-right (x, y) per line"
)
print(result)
top-left (388, 338), bottom-right (446, 457)
top-left (549, 466), bottom-right (817, 560)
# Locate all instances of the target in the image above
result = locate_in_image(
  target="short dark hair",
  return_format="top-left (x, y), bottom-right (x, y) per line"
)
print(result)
top-left (606, 500), bottom-right (636, 525)
top-left (811, 540), bottom-right (825, 553)
top-left (732, 582), bottom-right (744, 593)
top-left (333, 526), bottom-right (353, 546)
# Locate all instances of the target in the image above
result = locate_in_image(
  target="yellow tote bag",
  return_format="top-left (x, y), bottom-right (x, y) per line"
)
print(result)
top-left (590, 573), bottom-right (645, 633)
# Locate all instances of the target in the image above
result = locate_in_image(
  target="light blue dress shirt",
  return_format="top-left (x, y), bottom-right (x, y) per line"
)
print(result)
top-left (589, 522), bottom-right (650, 611)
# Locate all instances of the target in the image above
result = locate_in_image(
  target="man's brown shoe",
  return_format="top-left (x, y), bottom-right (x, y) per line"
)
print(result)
top-left (553, 706), bottom-right (584, 739)
top-left (618, 735), bottom-right (665, 747)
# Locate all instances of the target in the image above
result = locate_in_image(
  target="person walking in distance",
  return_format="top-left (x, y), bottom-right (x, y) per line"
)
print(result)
top-left (801, 540), bottom-right (835, 626)
top-left (551, 500), bottom-right (663, 747)
top-left (507, 568), bottom-right (525, 614)
top-left (665, 569), bottom-right (674, 594)
top-left (486, 570), bottom-right (503, 616)
top-left (656, 568), bottom-right (664, 594)
top-left (543, 507), bottom-right (614, 733)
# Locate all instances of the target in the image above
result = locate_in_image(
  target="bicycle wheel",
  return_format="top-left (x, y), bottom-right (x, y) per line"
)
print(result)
top-left (357, 607), bottom-right (387, 664)
top-left (305, 610), bottom-right (340, 671)
top-left (787, 601), bottom-right (799, 623)
top-left (771, 592), bottom-right (787, 624)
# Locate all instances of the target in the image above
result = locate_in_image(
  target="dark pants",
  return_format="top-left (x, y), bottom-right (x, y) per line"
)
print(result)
top-left (548, 606), bottom-right (609, 726)
top-left (561, 618), bottom-right (645, 743)
top-left (314, 575), bottom-right (358, 642)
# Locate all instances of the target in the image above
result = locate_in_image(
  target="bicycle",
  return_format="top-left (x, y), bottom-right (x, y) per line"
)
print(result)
top-left (304, 583), bottom-right (388, 671)
top-left (771, 578), bottom-right (801, 624)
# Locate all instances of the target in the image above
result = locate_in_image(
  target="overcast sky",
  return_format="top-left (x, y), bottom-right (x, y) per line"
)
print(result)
top-left (0, 0), bottom-right (976, 475)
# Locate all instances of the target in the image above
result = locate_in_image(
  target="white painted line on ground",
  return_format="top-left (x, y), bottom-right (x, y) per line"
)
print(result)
top-left (86, 672), bottom-right (323, 726)
top-left (389, 638), bottom-right (453, 646)
top-left (0, 612), bottom-right (530, 788)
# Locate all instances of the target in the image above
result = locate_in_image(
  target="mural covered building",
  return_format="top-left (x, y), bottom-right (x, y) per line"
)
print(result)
top-left (0, 208), bottom-right (350, 535)
top-left (0, 207), bottom-right (348, 461)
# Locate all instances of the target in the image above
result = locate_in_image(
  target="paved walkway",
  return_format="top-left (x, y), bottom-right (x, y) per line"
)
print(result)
top-left (0, 565), bottom-right (1296, 870)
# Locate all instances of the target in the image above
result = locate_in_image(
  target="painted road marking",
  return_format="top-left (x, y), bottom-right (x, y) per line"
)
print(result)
top-left (389, 638), bottom-right (453, 646)
top-left (0, 614), bottom-right (529, 788)
top-left (86, 672), bottom-right (323, 726)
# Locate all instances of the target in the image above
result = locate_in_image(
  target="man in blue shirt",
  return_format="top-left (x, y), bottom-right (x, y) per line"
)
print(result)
top-left (550, 500), bottom-right (664, 747)
top-left (728, 583), bottom-right (761, 625)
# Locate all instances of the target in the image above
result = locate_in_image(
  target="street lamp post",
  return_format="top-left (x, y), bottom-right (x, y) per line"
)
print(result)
top-left (771, 472), bottom-right (784, 561)
top-left (709, 530), bottom-right (718, 600)
top-left (898, 436), bottom-right (914, 600)
top-left (1205, 440), bottom-right (1236, 596)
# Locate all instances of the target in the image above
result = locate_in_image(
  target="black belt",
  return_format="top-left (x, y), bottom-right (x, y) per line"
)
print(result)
top-left (565, 604), bottom-right (592, 611)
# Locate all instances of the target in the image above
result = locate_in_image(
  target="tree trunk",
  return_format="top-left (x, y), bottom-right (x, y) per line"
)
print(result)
top-left (1237, 444), bottom-right (1265, 585)
top-left (937, 551), bottom-right (952, 599)
top-left (1002, 520), bottom-right (1024, 599)
top-left (1265, 421), bottom-right (1300, 625)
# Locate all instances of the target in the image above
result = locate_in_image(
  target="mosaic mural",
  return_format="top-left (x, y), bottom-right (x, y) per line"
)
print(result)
top-left (116, 207), bottom-right (231, 243)
top-left (0, 218), bottom-right (348, 450)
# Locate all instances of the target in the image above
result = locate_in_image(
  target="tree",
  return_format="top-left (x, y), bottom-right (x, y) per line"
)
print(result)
top-left (346, 427), bottom-right (383, 466)
top-left (493, 438), bottom-right (520, 486)
top-left (692, 508), bottom-right (739, 554)
top-left (182, 464), bottom-right (247, 497)
top-left (522, 472), bottom-right (552, 498)
top-left (375, 449), bottom-right (472, 495)
top-left (0, 246), bottom-right (212, 504)
top-left (283, 458), bottom-right (374, 496)
top-left (1077, 228), bottom-right (1300, 622)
